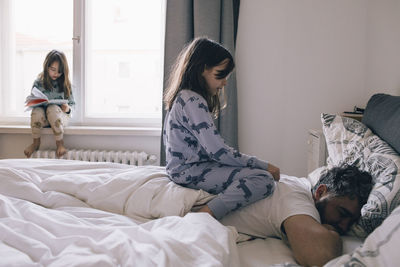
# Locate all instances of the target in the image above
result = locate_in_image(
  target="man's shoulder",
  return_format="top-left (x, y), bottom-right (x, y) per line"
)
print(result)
top-left (276, 175), bottom-right (316, 211)
top-left (219, 175), bottom-right (318, 239)
top-left (275, 175), bottom-right (321, 227)
top-left (278, 175), bottom-right (312, 192)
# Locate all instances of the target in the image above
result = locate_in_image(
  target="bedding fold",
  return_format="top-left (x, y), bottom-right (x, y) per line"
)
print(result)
top-left (0, 159), bottom-right (238, 267)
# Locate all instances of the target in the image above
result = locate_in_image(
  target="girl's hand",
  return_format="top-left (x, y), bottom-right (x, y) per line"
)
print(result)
top-left (61, 103), bottom-right (70, 113)
top-left (267, 163), bottom-right (280, 181)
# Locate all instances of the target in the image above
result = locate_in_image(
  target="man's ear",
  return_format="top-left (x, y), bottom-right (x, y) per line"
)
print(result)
top-left (314, 184), bottom-right (328, 201)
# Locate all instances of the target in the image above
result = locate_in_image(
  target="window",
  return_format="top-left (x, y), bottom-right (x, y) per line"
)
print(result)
top-left (0, 0), bottom-right (73, 121)
top-left (0, 0), bottom-right (165, 127)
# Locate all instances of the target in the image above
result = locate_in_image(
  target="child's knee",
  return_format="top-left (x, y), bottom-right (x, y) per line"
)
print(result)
top-left (264, 177), bottom-right (275, 196)
top-left (46, 104), bottom-right (62, 116)
top-left (46, 105), bottom-right (63, 123)
top-left (262, 171), bottom-right (276, 191)
top-left (31, 107), bottom-right (45, 122)
top-left (248, 170), bottom-right (276, 196)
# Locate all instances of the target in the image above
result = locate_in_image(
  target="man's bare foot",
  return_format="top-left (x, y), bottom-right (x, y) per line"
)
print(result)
top-left (56, 140), bottom-right (67, 158)
top-left (198, 205), bottom-right (215, 218)
top-left (24, 139), bottom-right (40, 158)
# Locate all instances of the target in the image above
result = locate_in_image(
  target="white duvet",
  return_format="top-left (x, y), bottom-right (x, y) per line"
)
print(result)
top-left (0, 159), bottom-right (240, 267)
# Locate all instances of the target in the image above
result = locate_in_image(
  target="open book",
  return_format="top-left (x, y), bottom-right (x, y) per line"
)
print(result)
top-left (25, 87), bottom-right (68, 111)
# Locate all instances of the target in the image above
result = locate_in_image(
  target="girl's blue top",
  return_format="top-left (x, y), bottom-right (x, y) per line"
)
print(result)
top-left (163, 89), bottom-right (268, 177)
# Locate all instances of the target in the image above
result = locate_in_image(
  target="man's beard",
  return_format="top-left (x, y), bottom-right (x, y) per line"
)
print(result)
top-left (315, 198), bottom-right (327, 224)
top-left (315, 198), bottom-right (344, 235)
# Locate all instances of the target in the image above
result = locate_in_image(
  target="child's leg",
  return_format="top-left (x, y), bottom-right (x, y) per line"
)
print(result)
top-left (24, 107), bottom-right (48, 158)
top-left (46, 105), bottom-right (70, 158)
top-left (55, 139), bottom-right (67, 158)
top-left (24, 138), bottom-right (41, 158)
top-left (173, 162), bottom-right (276, 219)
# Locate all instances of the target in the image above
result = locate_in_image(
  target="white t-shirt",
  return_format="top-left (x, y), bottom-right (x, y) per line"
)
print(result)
top-left (220, 175), bottom-right (321, 240)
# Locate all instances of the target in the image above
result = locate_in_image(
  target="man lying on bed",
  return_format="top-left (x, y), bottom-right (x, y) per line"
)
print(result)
top-left (220, 165), bottom-right (373, 267)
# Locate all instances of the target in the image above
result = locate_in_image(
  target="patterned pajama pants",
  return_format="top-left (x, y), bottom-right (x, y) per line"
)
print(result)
top-left (30, 105), bottom-right (69, 141)
top-left (171, 162), bottom-right (276, 219)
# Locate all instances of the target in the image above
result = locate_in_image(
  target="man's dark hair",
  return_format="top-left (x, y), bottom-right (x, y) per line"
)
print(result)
top-left (312, 164), bottom-right (374, 207)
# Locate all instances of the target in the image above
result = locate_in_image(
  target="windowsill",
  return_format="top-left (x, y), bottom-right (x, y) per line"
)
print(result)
top-left (0, 125), bottom-right (161, 137)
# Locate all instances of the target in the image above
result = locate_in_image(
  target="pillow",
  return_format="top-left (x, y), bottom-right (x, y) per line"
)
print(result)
top-left (324, 205), bottom-right (400, 267)
top-left (321, 113), bottom-right (400, 237)
top-left (307, 166), bottom-right (327, 187)
top-left (351, 135), bottom-right (400, 237)
top-left (321, 113), bottom-right (373, 168)
top-left (362, 93), bottom-right (400, 154)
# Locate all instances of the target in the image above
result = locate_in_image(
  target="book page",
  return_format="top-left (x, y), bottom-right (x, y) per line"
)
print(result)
top-left (25, 88), bottom-right (69, 111)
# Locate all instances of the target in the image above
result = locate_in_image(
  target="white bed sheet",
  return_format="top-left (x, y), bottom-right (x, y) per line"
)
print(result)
top-left (237, 238), bottom-right (296, 267)
top-left (0, 159), bottom-right (239, 267)
top-left (236, 235), bottom-right (363, 267)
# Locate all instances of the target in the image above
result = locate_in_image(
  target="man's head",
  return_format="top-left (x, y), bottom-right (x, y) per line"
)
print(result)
top-left (312, 165), bottom-right (374, 234)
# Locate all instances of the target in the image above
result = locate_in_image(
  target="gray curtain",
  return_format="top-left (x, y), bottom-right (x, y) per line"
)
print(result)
top-left (160, 0), bottom-right (240, 166)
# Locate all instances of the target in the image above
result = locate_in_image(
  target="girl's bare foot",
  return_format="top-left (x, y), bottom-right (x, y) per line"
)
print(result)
top-left (24, 138), bottom-right (40, 158)
top-left (198, 205), bottom-right (215, 218)
top-left (56, 140), bottom-right (67, 158)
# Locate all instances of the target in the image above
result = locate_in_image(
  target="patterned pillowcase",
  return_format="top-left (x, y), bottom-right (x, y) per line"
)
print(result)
top-left (321, 113), bottom-right (373, 168)
top-left (324, 205), bottom-right (400, 267)
top-left (321, 113), bottom-right (400, 237)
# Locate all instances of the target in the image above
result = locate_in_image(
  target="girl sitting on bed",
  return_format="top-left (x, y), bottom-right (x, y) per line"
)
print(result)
top-left (163, 37), bottom-right (280, 219)
top-left (24, 50), bottom-right (75, 159)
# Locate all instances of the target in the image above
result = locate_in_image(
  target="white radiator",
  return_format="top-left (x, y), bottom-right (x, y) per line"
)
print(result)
top-left (31, 149), bottom-right (157, 166)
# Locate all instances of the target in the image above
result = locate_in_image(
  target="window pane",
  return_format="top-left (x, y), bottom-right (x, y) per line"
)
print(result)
top-left (0, 0), bottom-right (72, 118)
top-left (85, 0), bottom-right (164, 119)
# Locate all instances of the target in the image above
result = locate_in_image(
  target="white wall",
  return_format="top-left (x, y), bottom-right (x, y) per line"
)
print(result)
top-left (365, 0), bottom-right (400, 96)
top-left (236, 0), bottom-right (400, 176)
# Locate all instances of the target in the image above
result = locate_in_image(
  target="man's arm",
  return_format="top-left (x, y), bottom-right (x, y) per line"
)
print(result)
top-left (283, 215), bottom-right (342, 267)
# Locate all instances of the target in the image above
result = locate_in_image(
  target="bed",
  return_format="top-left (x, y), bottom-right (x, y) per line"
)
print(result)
top-left (0, 93), bottom-right (399, 266)
top-left (0, 159), bottom-right (241, 266)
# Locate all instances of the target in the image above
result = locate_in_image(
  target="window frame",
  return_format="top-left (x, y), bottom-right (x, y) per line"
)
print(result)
top-left (73, 0), bottom-right (165, 128)
top-left (0, 0), bottom-right (166, 129)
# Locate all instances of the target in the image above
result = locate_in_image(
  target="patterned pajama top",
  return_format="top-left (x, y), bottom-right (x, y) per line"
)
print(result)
top-left (164, 89), bottom-right (269, 176)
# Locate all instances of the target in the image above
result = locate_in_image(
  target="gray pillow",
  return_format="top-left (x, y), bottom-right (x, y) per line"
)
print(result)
top-left (362, 94), bottom-right (400, 154)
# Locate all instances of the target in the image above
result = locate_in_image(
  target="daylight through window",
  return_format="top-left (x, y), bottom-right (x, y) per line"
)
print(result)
top-left (0, 0), bottom-right (165, 127)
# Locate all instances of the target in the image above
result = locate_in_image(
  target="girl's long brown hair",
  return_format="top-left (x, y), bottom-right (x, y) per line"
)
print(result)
top-left (163, 37), bottom-right (234, 118)
top-left (40, 50), bottom-right (72, 98)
